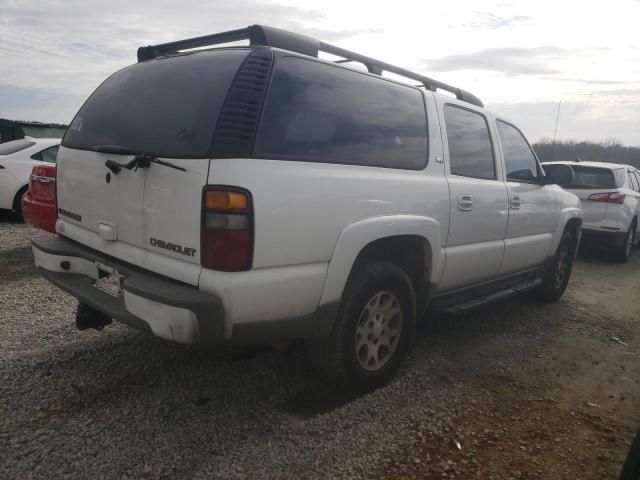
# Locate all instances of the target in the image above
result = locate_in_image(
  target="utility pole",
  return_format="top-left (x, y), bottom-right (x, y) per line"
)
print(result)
top-left (553, 101), bottom-right (561, 143)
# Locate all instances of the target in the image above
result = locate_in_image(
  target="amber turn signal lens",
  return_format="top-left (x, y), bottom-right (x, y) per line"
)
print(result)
top-left (205, 191), bottom-right (248, 211)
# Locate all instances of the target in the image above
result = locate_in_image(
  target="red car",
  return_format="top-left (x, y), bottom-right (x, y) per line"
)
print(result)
top-left (22, 164), bottom-right (57, 233)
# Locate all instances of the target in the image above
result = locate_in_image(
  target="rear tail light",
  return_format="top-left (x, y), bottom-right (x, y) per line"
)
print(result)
top-left (29, 165), bottom-right (56, 201)
top-left (202, 188), bottom-right (253, 271)
top-left (588, 192), bottom-right (625, 204)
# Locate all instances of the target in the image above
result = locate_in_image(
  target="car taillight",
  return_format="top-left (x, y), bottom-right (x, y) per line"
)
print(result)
top-left (588, 192), bottom-right (625, 204)
top-left (30, 165), bottom-right (56, 201)
top-left (202, 188), bottom-right (253, 271)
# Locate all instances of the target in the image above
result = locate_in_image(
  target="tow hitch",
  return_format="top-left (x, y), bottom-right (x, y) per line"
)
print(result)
top-left (75, 303), bottom-right (113, 331)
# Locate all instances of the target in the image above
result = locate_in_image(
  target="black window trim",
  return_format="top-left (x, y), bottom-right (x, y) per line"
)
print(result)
top-left (252, 52), bottom-right (430, 171)
top-left (495, 118), bottom-right (542, 185)
top-left (444, 102), bottom-right (498, 181)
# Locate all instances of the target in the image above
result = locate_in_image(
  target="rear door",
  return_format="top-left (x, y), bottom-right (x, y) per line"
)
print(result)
top-left (57, 48), bottom-right (250, 285)
top-left (438, 102), bottom-right (508, 291)
top-left (495, 120), bottom-right (557, 275)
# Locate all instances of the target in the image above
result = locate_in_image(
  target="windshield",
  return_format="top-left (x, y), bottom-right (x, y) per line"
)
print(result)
top-left (62, 49), bottom-right (249, 158)
top-left (564, 165), bottom-right (617, 189)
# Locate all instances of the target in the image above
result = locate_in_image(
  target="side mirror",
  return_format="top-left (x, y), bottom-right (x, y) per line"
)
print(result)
top-left (541, 164), bottom-right (574, 187)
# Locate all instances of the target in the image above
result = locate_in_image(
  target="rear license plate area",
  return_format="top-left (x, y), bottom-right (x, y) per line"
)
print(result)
top-left (93, 264), bottom-right (123, 298)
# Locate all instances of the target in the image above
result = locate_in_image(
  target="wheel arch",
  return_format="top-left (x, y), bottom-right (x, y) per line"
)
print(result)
top-left (319, 215), bottom-right (443, 310)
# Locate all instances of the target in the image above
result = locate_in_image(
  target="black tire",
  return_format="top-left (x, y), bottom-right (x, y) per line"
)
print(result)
top-left (614, 221), bottom-right (636, 263)
top-left (533, 230), bottom-right (576, 303)
top-left (308, 260), bottom-right (416, 393)
top-left (620, 427), bottom-right (640, 480)
top-left (12, 187), bottom-right (27, 221)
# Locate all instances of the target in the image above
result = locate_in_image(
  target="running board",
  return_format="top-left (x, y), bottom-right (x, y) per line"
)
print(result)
top-left (432, 278), bottom-right (542, 314)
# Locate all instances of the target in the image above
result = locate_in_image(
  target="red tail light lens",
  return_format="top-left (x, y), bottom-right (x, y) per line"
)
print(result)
top-left (588, 192), bottom-right (625, 204)
top-left (202, 188), bottom-right (253, 271)
top-left (29, 165), bottom-right (56, 202)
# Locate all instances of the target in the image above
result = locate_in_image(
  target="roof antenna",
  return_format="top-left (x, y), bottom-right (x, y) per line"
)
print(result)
top-left (575, 156), bottom-right (582, 162)
top-left (553, 101), bottom-right (561, 142)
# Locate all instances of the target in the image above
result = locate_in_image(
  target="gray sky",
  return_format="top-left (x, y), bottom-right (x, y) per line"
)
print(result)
top-left (1, 0), bottom-right (639, 145)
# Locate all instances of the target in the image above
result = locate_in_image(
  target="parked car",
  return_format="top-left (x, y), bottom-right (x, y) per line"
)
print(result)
top-left (31, 25), bottom-right (582, 392)
top-left (0, 138), bottom-right (59, 219)
top-left (543, 161), bottom-right (640, 262)
top-left (22, 164), bottom-right (57, 233)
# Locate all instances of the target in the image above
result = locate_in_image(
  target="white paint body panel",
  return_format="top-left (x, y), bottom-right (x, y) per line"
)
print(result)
top-left (56, 147), bottom-right (208, 285)
top-left (0, 138), bottom-right (60, 209)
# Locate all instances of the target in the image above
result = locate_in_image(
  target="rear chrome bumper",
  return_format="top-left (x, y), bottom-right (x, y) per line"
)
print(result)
top-left (32, 235), bottom-right (224, 344)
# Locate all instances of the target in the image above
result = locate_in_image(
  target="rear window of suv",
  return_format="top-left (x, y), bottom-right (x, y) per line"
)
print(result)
top-left (564, 166), bottom-right (617, 189)
top-left (255, 56), bottom-right (428, 170)
top-left (63, 49), bottom-right (250, 158)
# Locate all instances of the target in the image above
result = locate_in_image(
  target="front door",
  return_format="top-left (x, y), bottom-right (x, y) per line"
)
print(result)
top-left (495, 120), bottom-right (557, 275)
top-left (439, 102), bottom-right (509, 292)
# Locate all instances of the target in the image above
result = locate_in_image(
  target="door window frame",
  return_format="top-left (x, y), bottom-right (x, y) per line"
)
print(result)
top-left (494, 118), bottom-right (543, 185)
top-left (443, 102), bottom-right (498, 181)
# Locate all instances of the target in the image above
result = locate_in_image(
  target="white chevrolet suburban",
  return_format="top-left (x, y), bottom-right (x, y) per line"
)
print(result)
top-left (32, 25), bottom-right (582, 392)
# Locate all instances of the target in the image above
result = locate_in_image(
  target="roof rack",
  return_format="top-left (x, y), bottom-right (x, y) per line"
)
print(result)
top-left (137, 25), bottom-right (484, 108)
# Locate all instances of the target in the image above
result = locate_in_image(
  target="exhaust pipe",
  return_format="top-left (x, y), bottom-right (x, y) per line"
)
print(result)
top-left (76, 303), bottom-right (113, 331)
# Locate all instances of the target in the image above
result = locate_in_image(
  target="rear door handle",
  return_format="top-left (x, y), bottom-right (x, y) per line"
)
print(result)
top-left (510, 194), bottom-right (521, 209)
top-left (457, 194), bottom-right (473, 211)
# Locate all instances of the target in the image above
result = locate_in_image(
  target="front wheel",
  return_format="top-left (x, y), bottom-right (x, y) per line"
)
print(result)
top-left (308, 260), bottom-right (415, 393)
top-left (533, 230), bottom-right (576, 303)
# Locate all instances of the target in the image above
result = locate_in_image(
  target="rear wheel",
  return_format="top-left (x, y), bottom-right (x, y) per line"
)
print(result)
top-left (614, 221), bottom-right (636, 263)
top-left (308, 260), bottom-right (415, 393)
top-left (12, 187), bottom-right (27, 221)
top-left (533, 230), bottom-right (576, 303)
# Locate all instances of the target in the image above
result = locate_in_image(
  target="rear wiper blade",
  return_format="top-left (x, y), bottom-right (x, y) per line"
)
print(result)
top-left (136, 155), bottom-right (187, 172)
top-left (104, 153), bottom-right (186, 174)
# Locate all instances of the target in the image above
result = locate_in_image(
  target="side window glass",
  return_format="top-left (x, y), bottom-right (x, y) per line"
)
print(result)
top-left (496, 121), bottom-right (539, 182)
top-left (629, 172), bottom-right (640, 192)
top-left (40, 145), bottom-right (59, 164)
top-left (255, 57), bottom-right (428, 170)
top-left (444, 105), bottom-right (495, 180)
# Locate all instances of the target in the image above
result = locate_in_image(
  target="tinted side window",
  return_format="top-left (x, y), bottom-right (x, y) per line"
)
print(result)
top-left (40, 145), bottom-right (59, 163)
top-left (0, 139), bottom-right (36, 155)
top-left (444, 105), bottom-right (495, 180)
top-left (496, 121), bottom-right (538, 182)
top-left (255, 57), bottom-right (428, 170)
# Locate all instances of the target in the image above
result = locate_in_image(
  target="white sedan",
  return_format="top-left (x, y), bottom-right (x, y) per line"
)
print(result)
top-left (0, 138), bottom-right (60, 218)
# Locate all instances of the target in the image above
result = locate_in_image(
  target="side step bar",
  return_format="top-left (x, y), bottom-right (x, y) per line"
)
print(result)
top-left (432, 278), bottom-right (542, 314)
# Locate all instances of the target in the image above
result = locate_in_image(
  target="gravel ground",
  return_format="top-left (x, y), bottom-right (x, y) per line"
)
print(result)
top-left (1, 214), bottom-right (639, 479)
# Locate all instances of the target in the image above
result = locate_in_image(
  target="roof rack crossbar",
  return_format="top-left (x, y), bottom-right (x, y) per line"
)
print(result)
top-left (137, 25), bottom-right (483, 108)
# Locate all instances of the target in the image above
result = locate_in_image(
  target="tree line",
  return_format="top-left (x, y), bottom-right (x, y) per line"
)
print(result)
top-left (533, 139), bottom-right (640, 169)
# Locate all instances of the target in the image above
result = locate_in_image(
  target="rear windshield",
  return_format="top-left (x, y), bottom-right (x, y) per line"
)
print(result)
top-left (564, 166), bottom-right (617, 189)
top-left (63, 49), bottom-right (249, 158)
top-left (0, 139), bottom-right (36, 155)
